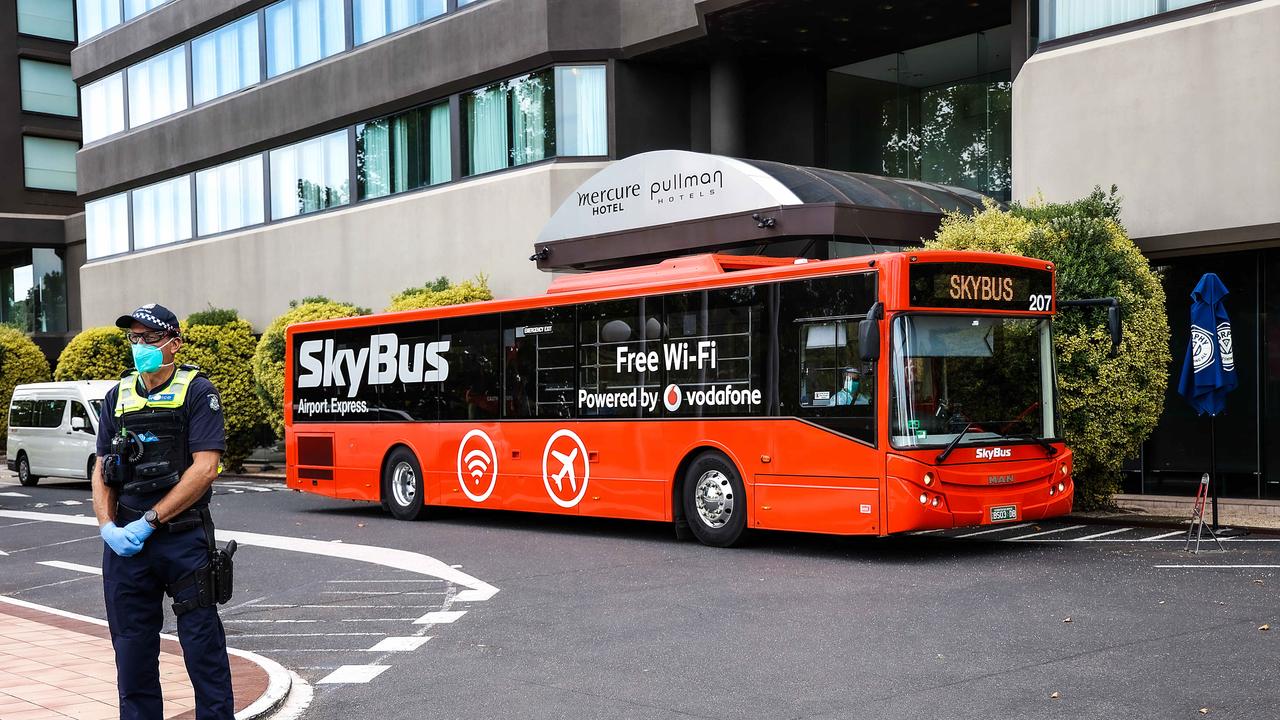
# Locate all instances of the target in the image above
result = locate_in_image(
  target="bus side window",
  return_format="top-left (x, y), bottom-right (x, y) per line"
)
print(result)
top-left (663, 286), bottom-right (766, 417)
top-left (578, 299), bottom-right (655, 419)
top-left (440, 315), bottom-right (501, 421)
top-left (502, 307), bottom-right (576, 419)
top-left (799, 321), bottom-right (873, 410)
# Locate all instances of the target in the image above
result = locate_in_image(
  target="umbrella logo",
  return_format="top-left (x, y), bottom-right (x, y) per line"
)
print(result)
top-left (1217, 322), bottom-right (1234, 371)
top-left (1190, 325), bottom-right (1215, 373)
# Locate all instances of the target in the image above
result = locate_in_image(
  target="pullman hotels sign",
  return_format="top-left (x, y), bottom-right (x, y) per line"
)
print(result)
top-left (536, 150), bottom-right (804, 246)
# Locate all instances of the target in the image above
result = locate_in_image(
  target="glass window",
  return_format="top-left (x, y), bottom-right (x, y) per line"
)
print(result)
top-left (266, 0), bottom-right (346, 78)
top-left (19, 60), bottom-right (78, 117)
top-left (356, 101), bottom-right (450, 200)
top-left (464, 71), bottom-right (555, 176)
top-left (76, 0), bottom-right (121, 41)
top-left (354, 0), bottom-right (446, 45)
top-left (10, 400), bottom-right (34, 428)
top-left (127, 46), bottom-right (189, 127)
top-left (799, 321), bottom-right (873, 409)
top-left (35, 400), bottom-right (67, 428)
top-left (131, 175), bottom-right (192, 250)
top-left (196, 155), bottom-right (265, 235)
top-left (18, 0), bottom-right (75, 40)
top-left (577, 299), bottom-right (660, 418)
top-left (269, 131), bottom-right (350, 219)
top-left (370, 319), bottom-right (440, 421)
top-left (71, 402), bottom-right (95, 434)
top-left (29, 248), bottom-right (67, 333)
top-left (503, 307), bottom-right (576, 419)
top-left (124, 0), bottom-right (170, 20)
top-left (86, 193), bottom-right (130, 259)
top-left (1040, 1), bottom-right (1158, 41)
top-left (192, 15), bottom-right (261, 105)
top-left (81, 72), bottom-right (126, 143)
top-left (554, 66), bottom-right (607, 157)
top-left (22, 136), bottom-right (77, 192)
top-left (663, 286), bottom-right (767, 417)
top-left (440, 315), bottom-right (501, 420)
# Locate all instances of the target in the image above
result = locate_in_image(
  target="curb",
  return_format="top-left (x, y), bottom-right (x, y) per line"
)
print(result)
top-left (228, 646), bottom-right (294, 720)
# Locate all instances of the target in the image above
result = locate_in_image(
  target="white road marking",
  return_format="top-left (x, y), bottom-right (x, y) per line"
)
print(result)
top-left (0, 549), bottom-right (7, 556)
top-left (226, 619), bottom-right (321, 624)
top-left (0, 510), bottom-right (499, 600)
top-left (414, 610), bottom-right (466, 625)
top-left (8, 535), bottom-right (99, 553)
top-left (341, 618), bottom-right (417, 622)
top-left (246, 604), bottom-right (437, 609)
top-left (38, 560), bottom-right (101, 575)
top-left (908, 529), bottom-right (944, 535)
top-left (0, 491), bottom-right (30, 497)
top-left (57, 500), bottom-right (82, 506)
top-left (366, 637), bottom-right (431, 652)
top-left (954, 523), bottom-right (1033, 538)
top-left (1067, 527), bottom-right (1133, 541)
top-left (320, 591), bottom-right (443, 596)
top-left (1155, 565), bottom-right (1280, 569)
top-left (327, 579), bottom-right (444, 584)
top-left (1003, 524), bottom-right (1087, 541)
top-left (1141, 531), bottom-right (1186, 542)
top-left (453, 589), bottom-right (492, 602)
top-left (235, 633), bottom-right (385, 638)
top-left (317, 665), bottom-right (390, 684)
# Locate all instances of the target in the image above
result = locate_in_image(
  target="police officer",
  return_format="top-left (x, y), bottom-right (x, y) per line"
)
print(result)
top-left (91, 304), bottom-right (234, 719)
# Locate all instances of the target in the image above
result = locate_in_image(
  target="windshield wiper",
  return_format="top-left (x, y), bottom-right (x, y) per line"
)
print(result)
top-left (935, 423), bottom-right (974, 464)
top-left (999, 432), bottom-right (1059, 457)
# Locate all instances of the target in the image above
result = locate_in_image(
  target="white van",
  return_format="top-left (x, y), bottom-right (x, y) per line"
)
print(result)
top-left (6, 380), bottom-right (116, 486)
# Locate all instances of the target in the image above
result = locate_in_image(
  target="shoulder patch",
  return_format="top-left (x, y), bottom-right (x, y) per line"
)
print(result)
top-left (209, 394), bottom-right (221, 412)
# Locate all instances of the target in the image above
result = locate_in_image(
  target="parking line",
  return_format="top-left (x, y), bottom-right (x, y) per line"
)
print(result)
top-left (326, 580), bottom-right (444, 584)
top-left (413, 610), bottom-right (467, 625)
top-left (0, 491), bottom-right (31, 497)
top-left (341, 618), bottom-right (418, 622)
top-left (317, 665), bottom-right (390, 684)
top-left (1155, 564), bottom-right (1280, 569)
top-left (366, 637), bottom-right (431, 652)
top-left (1003, 524), bottom-right (1086, 541)
top-left (1067, 527), bottom-right (1132, 541)
top-left (1141, 531), bottom-right (1185, 542)
top-left (235, 633), bottom-right (385, 638)
top-left (226, 619), bottom-right (321, 624)
top-left (955, 523), bottom-right (1033, 538)
top-left (37, 560), bottom-right (101, 575)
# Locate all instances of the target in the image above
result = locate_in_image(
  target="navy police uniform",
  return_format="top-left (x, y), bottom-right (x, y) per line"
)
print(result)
top-left (97, 305), bottom-right (234, 720)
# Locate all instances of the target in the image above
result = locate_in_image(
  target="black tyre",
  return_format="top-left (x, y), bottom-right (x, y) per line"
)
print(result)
top-left (17, 453), bottom-right (40, 487)
top-left (383, 447), bottom-right (429, 521)
top-left (681, 451), bottom-right (747, 547)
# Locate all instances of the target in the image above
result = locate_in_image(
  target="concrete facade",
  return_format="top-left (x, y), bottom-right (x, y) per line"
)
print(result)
top-left (78, 161), bottom-right (605, 330)
top-left (1012, 0), bottom-right (1280, 254)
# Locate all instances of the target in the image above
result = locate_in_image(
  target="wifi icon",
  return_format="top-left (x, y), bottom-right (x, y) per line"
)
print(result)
top-left (456, 429), bottom-right (498, 503)
top-left (464, 449), bottom-right (491, 483)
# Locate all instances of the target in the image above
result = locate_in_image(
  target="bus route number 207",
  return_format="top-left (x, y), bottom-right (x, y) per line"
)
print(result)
top-left (1028, 294), bottom-right (1052, 312)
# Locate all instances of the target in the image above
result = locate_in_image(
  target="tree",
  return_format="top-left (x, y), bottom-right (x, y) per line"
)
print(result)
top-left (0, 327), bottom-right (51, 443)
top-left (55, 326), bottom-right (130, 381)
top-left (928, 187), bottom-right (1171, 509)
top-left (387, 275), bottom-right (492, 312)
top-left (252, 298), bottom-right (370, 438)
top-left (178, 311), bottom-right (270, 472)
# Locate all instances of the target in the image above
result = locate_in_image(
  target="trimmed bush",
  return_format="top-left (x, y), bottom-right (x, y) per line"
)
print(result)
top-left (0, 327), bottom-right (52, 443)
top-left (253, 299), bottom-right (370, 437)
top-left (387, 275), bottom-right (492, 312)
top-left (55, 326), bottom-right (130, 381)
top-left (928, 188), bottom-right (1170, 509)
top-left (178, 312), bottom-right (268, 472)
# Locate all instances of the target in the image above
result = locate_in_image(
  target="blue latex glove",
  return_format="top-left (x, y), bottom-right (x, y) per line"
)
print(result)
top-left (121, 518), bottom-right (155, 545)
top-left (101, 523), bottom-right (143, 557)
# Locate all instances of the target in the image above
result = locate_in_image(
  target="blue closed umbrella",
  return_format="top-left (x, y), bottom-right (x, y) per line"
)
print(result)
top-left (1176, 272), bottom-right (1237, 531)
top-left (1177, 273), bottom-right (1236, 416)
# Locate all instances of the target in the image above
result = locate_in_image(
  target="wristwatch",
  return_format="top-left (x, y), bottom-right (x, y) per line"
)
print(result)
top-left (143, 509), bottom-right (162, 529)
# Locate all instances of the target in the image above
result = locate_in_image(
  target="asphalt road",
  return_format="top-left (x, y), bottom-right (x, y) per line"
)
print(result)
top-left (2, 473), bottom-right (1277, 720)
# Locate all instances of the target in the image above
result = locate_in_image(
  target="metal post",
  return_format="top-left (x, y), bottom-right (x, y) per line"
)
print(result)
top-left (1211, 414), bottom-right (1219, 530)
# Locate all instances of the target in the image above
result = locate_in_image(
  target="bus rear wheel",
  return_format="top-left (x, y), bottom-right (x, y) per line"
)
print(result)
top-left (383, 447), bottom-right (428, 521)
top-left (682, 452), bottom-right (746, 547)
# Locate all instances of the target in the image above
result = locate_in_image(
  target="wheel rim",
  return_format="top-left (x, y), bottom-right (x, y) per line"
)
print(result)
top-left (694, 470), bottom-right (734, 529)
top-left (390, 461), bottom-right (417, 507)
top-left (18, 459), bottom-right (28, 482)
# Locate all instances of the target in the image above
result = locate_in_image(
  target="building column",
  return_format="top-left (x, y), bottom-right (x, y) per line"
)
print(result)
top-left (709, 57), bottom-right (745, 157)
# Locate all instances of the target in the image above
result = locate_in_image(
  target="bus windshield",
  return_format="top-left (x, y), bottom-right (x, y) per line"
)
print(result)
top-left (889, 315), bottom-right (1056, 449)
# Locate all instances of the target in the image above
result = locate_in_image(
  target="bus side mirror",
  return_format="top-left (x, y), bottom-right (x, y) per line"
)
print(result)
top-left (1108, 302), bottom-right (1122, 350)
top-left (859, 302), bottom-right (884, 362)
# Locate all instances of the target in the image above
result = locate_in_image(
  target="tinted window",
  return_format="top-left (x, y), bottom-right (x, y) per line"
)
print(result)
top-left (37, 400), bottom-right (67, 428)
top-left (291, 326), bottom-right (383, 423)
top-left (662, 286), bottom-right (767, 417)
top-left (777, 273), bottom-right (878, 442)
top-left (577, 299), bottom-right (661, 418)
top-left (439, 316), bottom-right (500, 421)
top-left (9, 400), bottom-right (33, 428)
top-left (503, 307), bottom-right (575, 419)
top-left (71, 402), bottom-right (95, 433)
top-left (374, 319), bottom-right (440, 421)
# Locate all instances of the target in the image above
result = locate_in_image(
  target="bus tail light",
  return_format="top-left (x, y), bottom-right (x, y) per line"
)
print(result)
top-left (1057, 482), bottom-right (1066, 493)
top-left (919, 493), bottom-right (928, 505)
top-left (930, 496), bottom-right (940, 507)
top-left (923, 472), bottom-right (935, 487)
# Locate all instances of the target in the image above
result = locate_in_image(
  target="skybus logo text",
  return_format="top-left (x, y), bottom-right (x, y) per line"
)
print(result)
top-left (296, 334), bottom-right (450, 397)
top-left (975, 447), bottom-right (1012, 460)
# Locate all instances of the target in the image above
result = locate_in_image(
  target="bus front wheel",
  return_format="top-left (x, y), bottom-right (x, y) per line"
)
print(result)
top-left (383, 447), bottom-right (429, 521)
top-left (682, 452), bottom-right (746, 548)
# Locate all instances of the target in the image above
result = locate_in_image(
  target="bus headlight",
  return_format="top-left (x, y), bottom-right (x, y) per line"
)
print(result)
top-left (1060, 464), bottom-right (1069, 476)
top-left (923, 472), bottom-right (935, 487)
top-left (1057, 482), bottom-right (1066, 493)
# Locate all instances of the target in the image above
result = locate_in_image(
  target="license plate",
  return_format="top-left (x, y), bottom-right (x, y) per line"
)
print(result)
top-left (989, 505), bottom-right (1018, 523)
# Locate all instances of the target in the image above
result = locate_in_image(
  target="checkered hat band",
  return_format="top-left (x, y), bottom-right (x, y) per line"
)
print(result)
top-left (135, 311), bottom-right (175, 332)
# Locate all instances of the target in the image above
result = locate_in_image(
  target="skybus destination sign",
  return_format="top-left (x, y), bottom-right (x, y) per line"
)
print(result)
top-left (909, 262), bottom-right (1054, 312)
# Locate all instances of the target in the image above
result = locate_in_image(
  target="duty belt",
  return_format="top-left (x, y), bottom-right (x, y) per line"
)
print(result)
top-left (115, 502), bottom-right (206, 533)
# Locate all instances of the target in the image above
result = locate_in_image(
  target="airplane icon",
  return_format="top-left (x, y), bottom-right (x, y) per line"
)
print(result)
top-left (550, 448), bottom-right (579, 492)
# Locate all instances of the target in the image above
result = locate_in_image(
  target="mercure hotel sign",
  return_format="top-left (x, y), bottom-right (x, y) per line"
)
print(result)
top-left (537, 150), bottom-right (803, 244)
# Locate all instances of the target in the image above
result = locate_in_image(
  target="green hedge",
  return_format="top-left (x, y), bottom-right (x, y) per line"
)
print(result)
top-left (178, 312), bottom-right (269, 472)
top-left (0, 327), bottom-right (51, 443)
top-left (387, 275), bottom-right (492, 312)
top-left (54, 326), bottom-right (130, 381)
top-left (928, 188), bottom-right (1170, 509)
top-left (253, 299), bottom-right (370, 437)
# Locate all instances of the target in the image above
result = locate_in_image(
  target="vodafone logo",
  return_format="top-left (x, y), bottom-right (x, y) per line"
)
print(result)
top-left (662, 384), bottom-right (682, 412)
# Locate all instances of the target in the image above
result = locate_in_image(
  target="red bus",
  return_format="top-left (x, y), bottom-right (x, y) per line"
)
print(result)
top-left (285, 250), bottom-right (1103, 547)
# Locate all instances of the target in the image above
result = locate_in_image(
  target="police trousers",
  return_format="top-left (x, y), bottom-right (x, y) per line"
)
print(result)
top-left (102, 511), bottom-right (234, 720)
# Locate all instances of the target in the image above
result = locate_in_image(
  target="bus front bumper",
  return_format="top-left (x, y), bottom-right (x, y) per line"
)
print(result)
top-left (885, 474), bottom-right (1074, 534)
